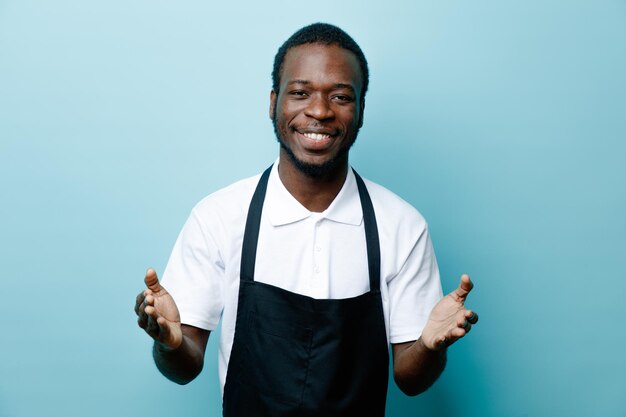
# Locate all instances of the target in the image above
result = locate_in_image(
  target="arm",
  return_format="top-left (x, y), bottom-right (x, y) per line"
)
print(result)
top-left (392, 274), bottom-right (478, 396)
top-left (135, 268), bottom-right (210, 385)
top-left (152, 324), bottom-right (210, 385)
top-left (392, 338), bottom-right (446, 396)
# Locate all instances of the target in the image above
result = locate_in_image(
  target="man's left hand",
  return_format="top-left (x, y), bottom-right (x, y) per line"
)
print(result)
top-left (420, 274), bottom-right (479, 351)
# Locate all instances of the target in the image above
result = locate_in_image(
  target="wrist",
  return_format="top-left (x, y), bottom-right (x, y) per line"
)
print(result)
top-left (154, 338), bottom-right (183, 354)
top-left (417, 336), bottom-right (445, 353)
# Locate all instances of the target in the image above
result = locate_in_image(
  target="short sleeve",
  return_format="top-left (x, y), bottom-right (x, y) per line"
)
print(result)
top-left (161, 208), bottom-right (225, 331)
top-left (387, 227), bottom-right (443, 344)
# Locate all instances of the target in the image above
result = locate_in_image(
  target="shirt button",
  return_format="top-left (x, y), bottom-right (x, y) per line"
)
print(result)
top-left (314, 266), bottom-right (320, 273)
top-left (315, 246), bottom-right (321, 252)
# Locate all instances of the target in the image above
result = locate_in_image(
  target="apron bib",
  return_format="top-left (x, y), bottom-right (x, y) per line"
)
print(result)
top-left (223, 166), bottom-right (389, 417)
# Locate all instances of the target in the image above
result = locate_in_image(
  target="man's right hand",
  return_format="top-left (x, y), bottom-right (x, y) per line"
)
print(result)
top-left (135, 268), bottom-right (183, 351)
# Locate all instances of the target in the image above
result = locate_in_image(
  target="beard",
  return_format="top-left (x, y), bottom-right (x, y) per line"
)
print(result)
top-left (272, 114), bottom-right (359, 178)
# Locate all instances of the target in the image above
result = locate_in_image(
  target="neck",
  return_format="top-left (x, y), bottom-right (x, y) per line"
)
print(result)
top-left (278, 150), bottom-right (349, 212)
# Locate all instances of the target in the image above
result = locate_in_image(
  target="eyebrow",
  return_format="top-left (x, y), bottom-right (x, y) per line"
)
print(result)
top-left (334, 83), bottom-right (355, 92)
top-left (287, 80), bottom-right (310, 86)
top-left (287, 80), bottom-right (356, 92)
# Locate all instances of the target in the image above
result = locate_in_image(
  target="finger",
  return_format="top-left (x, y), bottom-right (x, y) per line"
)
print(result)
top-left (454, 274), bottom-right (474, 300)
top-left (458, 320), bottom-right (470, 329)
top-left (450, 327), bottom-right (466, 339)
top-left (144, 268), bottom-right (163, 293)
top-left (145, 308), bottom-right (161, 338)
top-left (466, 310), bottom-right (479, 324)
top-left (458, 315), bottom-right (472, 332)
top-left (456, 312), bottom-right (470, 330)
top-left (145, 317), bottom-right (160, 339)
top-left (145, 305), bottom-right (157, 317)
top-left (145, 294), bottom-right (155, 306)
top-left (136, 297), bottom-right (150, 327)
top-left (134, 292), bottom-right (146, 315)
top-left (137, 315), bottom-right (148, 329)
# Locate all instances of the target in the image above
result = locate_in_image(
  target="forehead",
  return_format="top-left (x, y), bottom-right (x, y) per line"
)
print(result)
top-left (280, 43), bottom-right (363, 92)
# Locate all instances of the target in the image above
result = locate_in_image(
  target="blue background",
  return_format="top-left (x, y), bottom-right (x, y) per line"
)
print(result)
top-left (1, 1), bottom-right (625, 416)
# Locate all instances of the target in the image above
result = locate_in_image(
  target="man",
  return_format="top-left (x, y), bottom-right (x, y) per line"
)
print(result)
top-left (135, 23), bottom-right (478, 416)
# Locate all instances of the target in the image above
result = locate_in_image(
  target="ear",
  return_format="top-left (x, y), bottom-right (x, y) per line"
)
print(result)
top-left (358, 99), bottom-right (365, 128)
top-left (269, 90), bottom-right (277, 120)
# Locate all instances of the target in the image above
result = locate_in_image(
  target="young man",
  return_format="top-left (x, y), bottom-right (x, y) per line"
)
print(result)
top-left (135, 23), bottom-right (478, 417)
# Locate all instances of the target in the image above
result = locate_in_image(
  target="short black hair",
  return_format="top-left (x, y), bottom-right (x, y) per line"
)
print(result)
top-left (272, 23), bottom-right (369, 104)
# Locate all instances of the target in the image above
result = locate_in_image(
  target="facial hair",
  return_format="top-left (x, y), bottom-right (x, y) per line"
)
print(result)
top-left (272, 113), bottom-right (359, 178)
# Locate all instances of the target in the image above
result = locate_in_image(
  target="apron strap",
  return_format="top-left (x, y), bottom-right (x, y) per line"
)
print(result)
top-left (353, 169), bottom-right (381, 292)
top-left (240, 165), bottom-right (272, 282)
top-left (240, 165), bottom-right (381, 292)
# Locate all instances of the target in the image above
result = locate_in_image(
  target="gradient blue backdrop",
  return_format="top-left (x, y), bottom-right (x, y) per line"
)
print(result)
top-left (1, 1), bottom-right (625, 416)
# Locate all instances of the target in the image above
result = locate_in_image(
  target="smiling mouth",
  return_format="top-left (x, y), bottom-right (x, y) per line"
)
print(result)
top-left (302, 132), bottom-right (332, 141)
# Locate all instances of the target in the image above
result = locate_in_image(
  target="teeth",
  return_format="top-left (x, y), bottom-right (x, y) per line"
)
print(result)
top-left (303, 132), bottom-right (330, 141)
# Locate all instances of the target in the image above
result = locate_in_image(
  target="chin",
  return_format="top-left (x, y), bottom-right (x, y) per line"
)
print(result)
top-left (281, 143), bottom-right (344, 178)
top-left (273, 118), bottom-right (357, 178)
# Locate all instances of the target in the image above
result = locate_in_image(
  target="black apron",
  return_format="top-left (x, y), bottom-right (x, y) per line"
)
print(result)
top-left (223, 166), bottom-right (389, 417)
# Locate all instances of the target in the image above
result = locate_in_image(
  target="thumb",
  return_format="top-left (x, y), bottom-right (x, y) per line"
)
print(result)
top-left (453, 274), bottom-right (473, 300)
top-left (144, 268), bottom-right (163, 292)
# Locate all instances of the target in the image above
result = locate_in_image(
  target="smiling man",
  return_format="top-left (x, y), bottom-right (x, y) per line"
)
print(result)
top-left (135, 23), bottom-right (478, 417)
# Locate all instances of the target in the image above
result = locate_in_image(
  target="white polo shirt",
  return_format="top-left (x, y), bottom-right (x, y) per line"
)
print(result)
top-left (161, 162), bottom-right (443, 394)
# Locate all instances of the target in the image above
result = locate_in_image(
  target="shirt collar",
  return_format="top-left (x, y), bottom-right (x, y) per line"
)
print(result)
top-left (265, 160), bottom-right (363, 227)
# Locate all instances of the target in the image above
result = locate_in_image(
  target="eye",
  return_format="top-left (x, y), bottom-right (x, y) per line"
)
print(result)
top-left (333, 95), bottom-right (354, 103)
top-left (289, 90), bottom-right (308, 98)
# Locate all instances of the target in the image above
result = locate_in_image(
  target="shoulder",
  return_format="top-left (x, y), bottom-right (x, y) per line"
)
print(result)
top-left (190, 173), bottom-right (262, 227)
top-left (360, 176), bottom-right (428, 234)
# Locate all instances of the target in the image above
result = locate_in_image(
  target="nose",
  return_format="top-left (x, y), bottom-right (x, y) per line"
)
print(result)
top-left (304, 94), bottom-right (335, 121)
